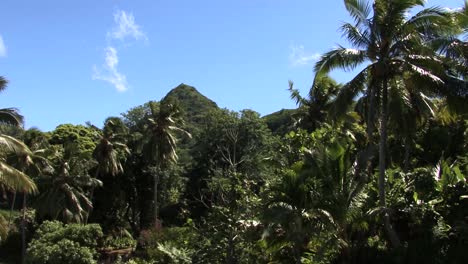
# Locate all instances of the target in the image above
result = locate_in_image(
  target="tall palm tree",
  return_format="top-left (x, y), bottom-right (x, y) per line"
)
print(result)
top-left (143, 100), bottom-right (191, 224)
top-left (314, 0), bottom-right (454, 247)
top-left (0, 135), bottom-right (38, 258)
top-left (91, 117), bottom-right (129, 225)
top-left (93, 117), bottom-right (130, 178)
top-left (5, 139), bottom-right (53, 264)
top-left (0, 76), bottom-right (33, 192)
top-left (0, 76), bottom-right (38, 264)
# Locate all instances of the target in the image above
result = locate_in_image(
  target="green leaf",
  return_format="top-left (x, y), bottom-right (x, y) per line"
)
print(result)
top-left (413, 192), bottom-right (419, 203)
top-left (454, 166), bottom-right (465, 182)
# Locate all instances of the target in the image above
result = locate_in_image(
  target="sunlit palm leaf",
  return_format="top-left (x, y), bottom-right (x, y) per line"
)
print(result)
top-left (314, 47), bottom-right (367, 76)
top-left (0, 161), bottom-right (37, 193)
top-left (0, 135), bottom-right (32, 155)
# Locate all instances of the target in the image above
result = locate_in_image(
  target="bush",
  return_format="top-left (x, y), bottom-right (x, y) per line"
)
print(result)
top-left (101, 233), bottom-right (137, 250)
top-left (26, 239), bottom-right (95, 264)
top-left (25, 221), bottom-right (103, 264)
top-left (138, 225), bottom-right (200, 263)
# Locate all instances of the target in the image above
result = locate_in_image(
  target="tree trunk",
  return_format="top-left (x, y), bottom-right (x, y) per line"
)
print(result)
top-left (367, 85), bottom-right (376, 139)
top-left (138, 169), bottom-right (154, 229)
top-left (379, 79), bottom-right (400, 248)
top-left (294, 245), bottom-right (302, 264)
top-left (21, 193), bottom-right (26, 264)
top-left (8, 191), bottom-right (17, 232)
top-left (153, 173), bottom-right (159, 225)
top-left (403, 137), bottom-right (411, 172)
top-left (226, 230), bottom-right (237, 264)
top-left (84, 187), bottom-right (94, 225)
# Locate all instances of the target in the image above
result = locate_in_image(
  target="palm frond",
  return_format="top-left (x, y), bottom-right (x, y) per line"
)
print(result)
top-left (344, 0), bottom-right (372, 26)
top-left (387, 0), bottom-right (426, 21)
top-left (405, 62), bottom-right (444, 85)
top-left (0, 76), bottom-right (7, 92)
top-left (328, 66), bottom-right (369, 119)
top-left (288, 80), bottom-right (306, 106)
top-left (0, 161), bottom-right (37, 193)
top-left (0, 108), bottom-right (24, 127)
top-left (314, 46), bottom-right (367, 76)
top-left (405, 6), bottom-right (452, 33)
top-left (0, 134), bottom-right (32, 155)
top-left (340, 22), bottom-right (371, 49)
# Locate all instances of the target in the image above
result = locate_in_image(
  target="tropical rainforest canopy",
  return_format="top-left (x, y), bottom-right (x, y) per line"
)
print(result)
top-left (1, 0), bottom-right (467, 263)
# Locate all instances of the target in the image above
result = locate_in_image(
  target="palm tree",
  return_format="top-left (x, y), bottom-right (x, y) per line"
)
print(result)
top-left (142, 100), bottom-right (191, 225)
top-left (91, 117), bottom-right (129, 225)
top-left (432, 2), bottom-right (468, 117)
top-left (5, 138), bottom-right (53, 264)
top-left (314, 0), bottom-right (454, 247)
top-left (93, 117), bottom-right (130, 178)
top-left (0, 76), bottom-right (38, 264)
top-left (288, 75), bottom-right (342, 131)
top-left (435, 2), bottom-right (467, 72)
top-left (263, 138), bottom-right (367, 263)
top-left (0, 135), bottom-right (37, 193)
top-left (307, 141), bottom-right (368, 263)
top-left (0, 76), bottom-right (33, 193)
top-left (0, 135), bottom-right (38, 254)
top-left (262, 167), bottom-right (328, 263)
top-left (0, 76), bottom-right (24, 126)
top-left (387, 79), bottom-right (436, 170)
top-left (34, 160), bottom-right (101, 223)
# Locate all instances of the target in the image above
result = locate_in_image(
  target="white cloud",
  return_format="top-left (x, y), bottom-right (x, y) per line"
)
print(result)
top-left (93, 9), bottom-right (148, 92)
top-left (93, 46), bottom-right (128, 92)
top-left (443, 7), bottom-right (462, 13)
top-left (289, 44), bottom-right (320, 67)
top-left (0, 35), bottom-right (7, 57)
top-left (108, 10), bottom-right (148, 42)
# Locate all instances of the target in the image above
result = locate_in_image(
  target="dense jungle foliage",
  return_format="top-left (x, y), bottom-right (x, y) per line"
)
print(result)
top-left (1, 0), bottom-right (468, 263)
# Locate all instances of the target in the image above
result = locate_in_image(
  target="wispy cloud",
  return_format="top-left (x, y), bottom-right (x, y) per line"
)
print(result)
top-left (289, 44), bottom-right (320, 67)
top-left (94, 9), bottom-right (147, 92)
top-left (93, 46), bottom-right (128, 92)
top-left (108, 10), bottom-right (148, 42)
top-left (0, 35), bottom-right (7, 57)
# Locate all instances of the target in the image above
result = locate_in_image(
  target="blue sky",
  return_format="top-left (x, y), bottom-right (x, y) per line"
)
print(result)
top-left (0, 0), bottom-right (462, 131)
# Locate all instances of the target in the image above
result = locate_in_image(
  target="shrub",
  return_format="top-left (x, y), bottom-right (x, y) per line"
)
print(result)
top-left (138, 225), bottom-right (200, 263)
top-left (25, 221), bottom-right (103, 264)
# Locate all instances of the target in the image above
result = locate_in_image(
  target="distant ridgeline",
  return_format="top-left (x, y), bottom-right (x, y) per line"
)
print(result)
top-left (161, 83), bottom-right (219, 137)
top-left (159, 83), bottom-right (295, 136)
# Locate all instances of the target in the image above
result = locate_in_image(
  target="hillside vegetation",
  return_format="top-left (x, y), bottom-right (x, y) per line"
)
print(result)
top-left (1, 1), bottom-right (467, 263)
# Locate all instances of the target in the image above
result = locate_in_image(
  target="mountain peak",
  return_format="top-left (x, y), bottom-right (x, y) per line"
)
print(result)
top-left (164, 84), bottom-right (217, 108)
top-left (162, 84), bottom-right (219, 133)
top-left (173, 83), bottom-right (196, 91)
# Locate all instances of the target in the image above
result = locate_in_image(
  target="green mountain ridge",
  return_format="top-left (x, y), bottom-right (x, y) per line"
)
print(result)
top-left (161, 83), bottom-right (295, 135)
